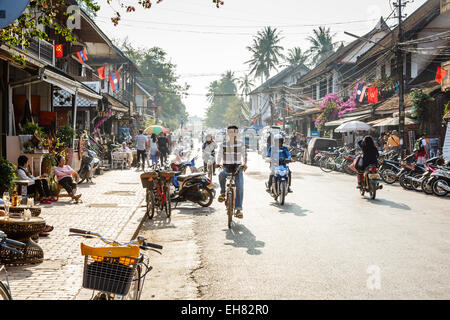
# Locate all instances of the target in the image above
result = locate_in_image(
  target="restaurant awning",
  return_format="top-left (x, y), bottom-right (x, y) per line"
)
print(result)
top-left (324, 115), bottom-right (369, 127)
top-left (41, 68), bottom-right (103, 101)
top-left (103, 93), bottom-right (129, 113)
top-left (373, 117), bottom-right (420, 127)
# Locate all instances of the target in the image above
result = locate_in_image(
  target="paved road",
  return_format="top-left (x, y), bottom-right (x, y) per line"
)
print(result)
top-left (141, 148), bottom-right (450, 300)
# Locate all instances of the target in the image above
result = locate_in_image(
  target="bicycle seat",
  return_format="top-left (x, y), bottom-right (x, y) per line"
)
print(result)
top-left (177, 173), bottom-right (205, 182)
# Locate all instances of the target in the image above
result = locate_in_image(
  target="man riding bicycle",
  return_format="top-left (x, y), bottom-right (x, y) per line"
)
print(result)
top-left (266, 134), bottom-right (293, 193)
top-left (215, 125), bottom-right (248, 219)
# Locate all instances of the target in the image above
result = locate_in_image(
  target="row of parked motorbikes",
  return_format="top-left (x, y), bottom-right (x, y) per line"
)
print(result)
top-left (309, 144), bottom-right (450, 198)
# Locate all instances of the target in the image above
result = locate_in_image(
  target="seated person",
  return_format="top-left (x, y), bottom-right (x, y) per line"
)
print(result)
top-left (17, 155), bottom-right (56, 204)
top-left (53, 155), bottom-right (82, 203)
top-left (266, 134), bottom-right (293, 193)
top-left (118, 142), bottom-right (133, 166)
top-left (119, 142), bottom-right (131, 152)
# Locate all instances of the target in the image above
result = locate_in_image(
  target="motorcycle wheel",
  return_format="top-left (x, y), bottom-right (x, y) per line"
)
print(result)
top-left (380, 168), bottom-right (397, 184)
top-left (279, 180), bottom-right (287, 206)
top-left (369, 180), bottom-right (377, 200)
top-left (197, 188), bottom-right (214, 207)
top-left (411, 173), bottom-right (423, 192)
top-left (399, 173), bottom-right (413, 190)
top-left (432, 178), bottom-right (449, 197)
top-left (145, 188), bottom-right (155, 220)
top-left (320, 157), bottom-right (333, 173)
top-left (422, 177), bottom-right (435, 195)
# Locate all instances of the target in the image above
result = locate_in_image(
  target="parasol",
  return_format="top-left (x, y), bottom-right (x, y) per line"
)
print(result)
top-left (335, 120), bottom-right (373, 132)
top-left (144, 125), bottom-right (170, 135)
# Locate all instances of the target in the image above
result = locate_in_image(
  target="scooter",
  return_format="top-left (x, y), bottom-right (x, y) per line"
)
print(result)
top-left (78, 148), bottom-right (100, 184)
top-left (170, 156), bottom-right (198, 174)
top-left (171, 171), bottom-right (216, 207)
top-left (430, 165), bottom-right (450, 197)
top-left (359, 165), bottom-right (383, 200)
top-left (266, 160), bottom-right (291, 205)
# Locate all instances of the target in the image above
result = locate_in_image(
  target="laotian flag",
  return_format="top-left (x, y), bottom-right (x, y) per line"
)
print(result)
top-left (356, 83), bottom-right (368, 102)
top-left (108, 72), bottom-right (119, 91)
top-left (367, 87), bottom-right (379, 104)
top-left (77, 49), bottom-right (88, 64)
top-left (54, 44), bottom-right (63, 58)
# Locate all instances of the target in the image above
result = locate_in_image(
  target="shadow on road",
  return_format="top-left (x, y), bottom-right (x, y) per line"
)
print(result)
top-left (365, 198), bottom-right (411, 210)
top-left (175, 205), bottom-right (215, 217)
top-left (141, 211), bottom-right (176, 231)
top-left (223, 224), bottom-right (265, 255)
top-left (269, 202), bottom-right (310, 216)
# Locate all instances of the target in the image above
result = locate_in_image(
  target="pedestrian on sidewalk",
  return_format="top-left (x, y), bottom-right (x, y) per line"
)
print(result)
top-left (149, 133), bottom-right (160, 166)
top-left (136, 129), bottom-right (149, 171)
top-left (157, 132), bottom-right (169, 165)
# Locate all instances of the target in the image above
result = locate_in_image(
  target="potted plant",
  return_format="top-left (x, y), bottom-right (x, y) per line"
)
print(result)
top-left (56, 125), bottom-right (76, 148)
top-left (0, 158), bottom-right (17, 195)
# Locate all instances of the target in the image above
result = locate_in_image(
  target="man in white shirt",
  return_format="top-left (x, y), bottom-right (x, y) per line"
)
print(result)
top-left (17, 155), bottom-right (53, 204)
top-left (135, 129), bottom-right (149, 170)
top-left (215, 125), bottom-right (248, 218)
top-left (202, 134), bottom-right (217, 175)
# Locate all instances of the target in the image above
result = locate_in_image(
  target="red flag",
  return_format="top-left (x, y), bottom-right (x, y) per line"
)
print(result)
top-left (54, 44), bottom-right (63, 58)
top-left (435, 66), bottom-right (448, 84)
top-left (367, 87), bottom-right (379, 104)
top-left (97, 66), bottom-right (106, 80)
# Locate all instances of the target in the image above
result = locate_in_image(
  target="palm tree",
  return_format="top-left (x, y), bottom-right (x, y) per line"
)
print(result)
top-left (307, 26), bottom-right (340, 67)
top-left (246, 26), bottom-right (284, 84)
top-left (220, 71), bottom-right (238, 94)
top-left (238, 74), bottom-right (254, 101)
top-left (285, 47), bottom-right (309, 66)
top-left (206, 80), bottom-right (220, 104)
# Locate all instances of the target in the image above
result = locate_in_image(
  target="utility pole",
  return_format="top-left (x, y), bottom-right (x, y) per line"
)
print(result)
top-left (394, 0), bottom-right (407, 158)
top-left (281, 87), bottom-right (286, 132)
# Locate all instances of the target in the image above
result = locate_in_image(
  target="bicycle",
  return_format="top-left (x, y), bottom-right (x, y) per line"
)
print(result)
top-left (69, 228), bottom-right (163, 300)
top-left (219, 165), bottom-right (245, 229)
top-left (141, 169), bottom-right (174, 220)
top-left (0, 231), bottom-right (26, 300)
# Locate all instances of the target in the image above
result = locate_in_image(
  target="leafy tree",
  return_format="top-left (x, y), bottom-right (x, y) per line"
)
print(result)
top-left (238, 74), bottom-right (254, 102)
top-left (307, 26), bottom-right (340, 67)
top-left (246, 27), bottom-right (284, 84)
top-left (285, 47), bottom-right (309, 67)
top-left (117, 40), bottom-right (188, 131)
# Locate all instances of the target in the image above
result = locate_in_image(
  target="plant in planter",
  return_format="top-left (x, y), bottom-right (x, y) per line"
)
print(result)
top-left (19, 121), bottom-right (47, 151)
top-left (56, 125), bottom-right (76, 148)
top-left (0, 158), bottom-right (17, 195)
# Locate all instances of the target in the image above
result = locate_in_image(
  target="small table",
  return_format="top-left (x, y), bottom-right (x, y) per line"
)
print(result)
top-left (0, 217), bottom-right (46, 265)
top-left (12, 179), bottom-right (33, 197)
top-left (0, 205), bottom-right (41, 217)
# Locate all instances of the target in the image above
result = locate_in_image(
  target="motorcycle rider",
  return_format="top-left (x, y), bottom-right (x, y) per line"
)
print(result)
top-left (266, 134), bottom-right (293, 193)
top-left (215, 125), bottom-right (248, 219)
top-left (356, 135), bottom-right (379, 189)
top-left (202, 134), bottom-right (217, 175)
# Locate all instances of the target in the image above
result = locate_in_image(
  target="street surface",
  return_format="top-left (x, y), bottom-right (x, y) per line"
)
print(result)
top-left (141, 146), bottom-right (450, 300)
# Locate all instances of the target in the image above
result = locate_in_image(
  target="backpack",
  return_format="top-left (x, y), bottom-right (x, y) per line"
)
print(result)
top-left (414, 138), bottom-right (425, 153)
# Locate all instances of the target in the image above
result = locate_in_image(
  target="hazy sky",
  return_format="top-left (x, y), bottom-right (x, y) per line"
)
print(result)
top-left (93, 0), bottom-right (428, 119)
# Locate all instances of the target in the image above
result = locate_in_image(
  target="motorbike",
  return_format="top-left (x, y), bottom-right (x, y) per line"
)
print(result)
top-left (266, 159), bottom-right (291, 205)
top-left (398, 154), bottom-right (426, 191)
top-left (430, 165), bottom-right (450, 197)
top-left (78, 148), bottom-right (100, 184)
top-left (171, 171), bottom-right (216, 207)
top-left (359, 165), bottom-right (383, 200)
top-left (379, 155), bottom-right (403, 185)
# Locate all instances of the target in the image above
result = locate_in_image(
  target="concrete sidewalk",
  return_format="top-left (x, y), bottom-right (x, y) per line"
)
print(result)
top-left (6, 168), bottom-right (147, 300)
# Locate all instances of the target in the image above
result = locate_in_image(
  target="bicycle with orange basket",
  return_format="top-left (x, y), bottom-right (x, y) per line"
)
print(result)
top-left (140, 170), bottom-right (175, 220)
top-left (69, 228), bottom-right (162, 300)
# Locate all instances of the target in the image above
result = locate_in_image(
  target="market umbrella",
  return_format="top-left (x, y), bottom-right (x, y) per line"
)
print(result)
top-left (373, 117), bottom-right (419, 127)
top-left (335, 120), bottom-right (373, 132)
top-left (144, 125), bottom-right (170, 135)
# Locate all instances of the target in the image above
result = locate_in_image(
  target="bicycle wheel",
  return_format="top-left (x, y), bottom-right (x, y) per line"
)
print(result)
top-left (227, 189), bottom-right (234, 228)
top-left (164, 185), bottom-right (172, 218)
top-left (145, 188), bottom-right (155, 220)
top-left (121, 264), bottom-right (142, 300)
top-left (0, 282), bottom-right (12, 300)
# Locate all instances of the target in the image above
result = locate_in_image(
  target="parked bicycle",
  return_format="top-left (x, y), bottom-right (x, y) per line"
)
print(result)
top-left (0, 231), bottom-right (26, 300)
top-left (140, 169), bottom-right (175, 220)
top-left (69, 228), bottom-right (162, 300)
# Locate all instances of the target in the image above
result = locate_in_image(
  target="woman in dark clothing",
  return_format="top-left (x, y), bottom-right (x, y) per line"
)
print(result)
top-left (356, 136), bottom-right (379, 188)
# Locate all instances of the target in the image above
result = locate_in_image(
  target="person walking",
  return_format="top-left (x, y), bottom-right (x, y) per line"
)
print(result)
top-left (149, 133), bottom-right (160, 166)
top-left (135, 129), bottom-right (149, 171)
top-left (387, 130), bottom-right (400, 154)
top-left (157, 132), bottom-right (169, 165)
